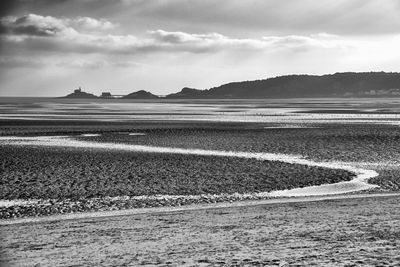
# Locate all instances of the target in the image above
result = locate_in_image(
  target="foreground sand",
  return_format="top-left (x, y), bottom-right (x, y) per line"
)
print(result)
top-left (1, 193), bottom-right (399, 266)
top-left (1, 100), bottom-right (400, 266)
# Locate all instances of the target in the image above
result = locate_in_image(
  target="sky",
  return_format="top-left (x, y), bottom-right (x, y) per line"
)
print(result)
top-left (1, 0), bottom-right (400, 97)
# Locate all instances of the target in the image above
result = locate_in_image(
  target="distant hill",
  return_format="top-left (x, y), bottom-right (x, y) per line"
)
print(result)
top-left (122, 90), bottom-right (159, 99)
top-left (60, 72), bottom-right (400, 99)
top-left (62, 88), bottom-right (98, 99)
top-left (165, 87), bottom-right (204, 99)
top-left (166, 72), bottom-right (400, 98)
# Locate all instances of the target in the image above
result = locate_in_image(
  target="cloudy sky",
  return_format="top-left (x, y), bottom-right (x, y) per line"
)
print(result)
top-left (1, 0), bottom-right (400, 96)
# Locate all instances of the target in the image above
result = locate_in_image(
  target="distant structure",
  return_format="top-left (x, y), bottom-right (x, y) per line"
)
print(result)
top-left (62, 87), bottom-right (98, 99)
top-left (100, 92), bottom-right (113, 98)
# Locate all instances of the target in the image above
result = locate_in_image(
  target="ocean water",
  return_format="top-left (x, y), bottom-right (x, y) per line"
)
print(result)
top-left (1, 97), bottom-right (400, 124)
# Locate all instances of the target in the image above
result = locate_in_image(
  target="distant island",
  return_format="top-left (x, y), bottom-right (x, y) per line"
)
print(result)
top-left (61, 72), bottom-right (400, 99)
top-left (62, 87), bottom-right (98, 99)
top-left (61, 88), bottom-right (159, 99)
top-left (122, 90), bottom-right (159, 99)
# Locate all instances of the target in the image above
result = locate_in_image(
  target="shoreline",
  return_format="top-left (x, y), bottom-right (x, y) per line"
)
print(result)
top-left (2, 192), bottom-right (399, 226)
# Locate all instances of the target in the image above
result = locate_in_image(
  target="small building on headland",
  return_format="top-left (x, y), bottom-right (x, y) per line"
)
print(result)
top-left (100, 92), bottom-right (113, 98)
top-left (62, 87), bottom-right (98, 99)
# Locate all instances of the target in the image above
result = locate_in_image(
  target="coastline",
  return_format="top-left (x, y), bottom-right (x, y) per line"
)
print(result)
top-left (2, 192), bottom-right (399, 226)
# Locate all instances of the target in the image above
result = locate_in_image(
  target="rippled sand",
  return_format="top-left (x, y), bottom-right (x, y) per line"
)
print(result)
top-left (0, 135), bottom-right (378, 203)
top-left (1, 99), bottom-right (399, 266)
top-left (2, 194), bottom-right (399, 266)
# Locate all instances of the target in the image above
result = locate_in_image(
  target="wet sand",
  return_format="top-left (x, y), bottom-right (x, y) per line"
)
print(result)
top-left (1, 193), bottom-right (398, 226)
top-left (0, 135), bottom-right (378, 201)
top-left (1, 99), bottom-right (399, 266)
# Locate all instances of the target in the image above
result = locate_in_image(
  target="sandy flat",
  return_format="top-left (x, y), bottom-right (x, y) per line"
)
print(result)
top-left (1, 193), bottom-right (399, 266)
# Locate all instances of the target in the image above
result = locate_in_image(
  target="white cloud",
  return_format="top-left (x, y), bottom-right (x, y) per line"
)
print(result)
top-left (68, 16), bottom-right (116, 31)
top-left (3, 29), bottom-right (350, 55)
top-left (147, 30), bottom-right (269, 51)
top-left (56, 59), bottom-right (140, 69)
top-left (261, 35), bottom-right (351, 51)
top-left (1, 13), bottom-right (353, 56)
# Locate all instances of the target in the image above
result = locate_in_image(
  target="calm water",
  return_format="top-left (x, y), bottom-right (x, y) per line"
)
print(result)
top-left (1, 97), bottom-right (400, 124)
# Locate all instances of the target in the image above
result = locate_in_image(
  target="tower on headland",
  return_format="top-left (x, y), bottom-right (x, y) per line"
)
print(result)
top-left (62, 86), bottom-right (97, 98)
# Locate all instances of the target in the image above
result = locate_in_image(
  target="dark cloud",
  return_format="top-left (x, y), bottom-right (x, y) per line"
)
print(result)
top-left (0, 0), bottom-right (20, 16)
top-left (125, 0), bottom-right (400, 35)
top-left (0, 0), bottom-right (121, 18)
top-left (0, 13), bottom-right (116, 38)
top-left (0, 14), bottom-right (68, 36)
top-left (4, 0), bottom-right (400, 35)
